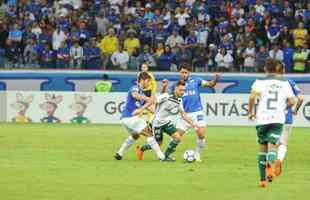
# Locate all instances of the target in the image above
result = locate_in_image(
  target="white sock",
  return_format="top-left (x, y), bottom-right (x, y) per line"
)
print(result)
top-left (147, 137), bottom-right (165, 160)
top-left (196, 138), bottom-right (206, 155)
top-left (117, 136), bottom-right (135, 156)
top-left (277, 145), bottom-right (287, 162)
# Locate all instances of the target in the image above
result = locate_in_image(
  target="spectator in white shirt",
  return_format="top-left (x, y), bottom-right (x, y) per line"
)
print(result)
top-left (215, 48), bottom-right (234, 72)
top-left (243, 41), bottom-right (257, 72)
top-left (111, 45), bottom-right (129, 70)
top-left (52, 27), bottom-right (67, 50)
top-left (255, 0), bottom-right (265, 16)
top-left (165, 30), bottom-right (184, 52)
top-left (70, 40), bottom-right (83, 69)
top-left (175, 7), bottom-right (190, 27)
top-left (195, 20), bottom-right (208, 47)
top-left (269, 45), bottom-right (284, 61)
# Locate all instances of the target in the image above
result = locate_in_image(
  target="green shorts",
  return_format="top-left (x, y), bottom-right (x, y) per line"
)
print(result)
top-left (151, 122), bottom-right (177, 142)
top-left (256, 123), bottom-right (283, 145)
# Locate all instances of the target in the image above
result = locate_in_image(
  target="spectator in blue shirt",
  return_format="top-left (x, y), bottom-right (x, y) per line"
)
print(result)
top-left (157, 45), bottom-right (175, 71)
top-left (282, 40), bottom-right (295, 73)
top-left (40, 43), bottom-right (55, 68)
top-left (56, 41), bottom-right (70, 69)
top-left (267, 18), bottom-right (281, 45)
top-left (84, 38), bottom-right (102, 70)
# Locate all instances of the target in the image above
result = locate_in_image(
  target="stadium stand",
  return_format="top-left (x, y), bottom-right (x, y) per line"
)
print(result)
top-left (0, 0), bottom-right (309, 72)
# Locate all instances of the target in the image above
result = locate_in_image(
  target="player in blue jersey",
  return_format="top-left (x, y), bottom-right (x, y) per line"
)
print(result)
top-left (114, 72), bottom-right (171, 161)
top-left (176, 63), bottom-right (220, 162)
top-left (275, 61), bottom-right (304, 177)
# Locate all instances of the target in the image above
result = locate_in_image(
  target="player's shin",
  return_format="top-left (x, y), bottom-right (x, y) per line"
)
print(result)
top-left (164, 139), bottom-right (180, 158)
top-left (277, 144), bottom-right (287, 162)
top-left (258, 152), bottom-right (267, 181)
top-left (117, 135), bottom-right (136, 156)
top-left (267, 145), bottom-right (277, 164)
top-left (146, 137), bottom-right (165, 160)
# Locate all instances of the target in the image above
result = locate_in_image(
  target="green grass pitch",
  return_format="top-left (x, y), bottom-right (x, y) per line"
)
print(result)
top-left (0, 123), bottom-right (309, 200)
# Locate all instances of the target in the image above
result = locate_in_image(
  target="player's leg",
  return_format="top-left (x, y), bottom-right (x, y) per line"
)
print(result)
top-left (266, 123), bottom-right (284, 181)
top-left (140, 125), bottom-right (165, 161)
top-left (136, 125), bottom-right (164, 160)
top-left (163, 123), bottom-right (181, 159)
top-left (277, 124), bottom-right (292, 161)
top-left (258, 144), bottom-right (268, 187)
top-left (276, 124), bottom-right (291, 176)
top-left (115, 117), bottom-right (143, 160)
top-left (256, 125), bottom-right (269, 187)
top-left (115, 133), bottom-right (139, 160)
top-left (193, 111), bottom-right (207, 162)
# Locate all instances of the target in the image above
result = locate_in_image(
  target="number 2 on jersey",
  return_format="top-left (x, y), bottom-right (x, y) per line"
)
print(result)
top-left (267, 91), bottom-right (278, 110)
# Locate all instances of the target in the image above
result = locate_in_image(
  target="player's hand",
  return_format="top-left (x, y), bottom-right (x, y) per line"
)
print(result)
top-left (132, 108), bottom-right (144, 116)
top-left (145, 96), bottom-right (156, 104)
top-left (192, 124), bottom-right (199, 131)
top-left (248, 114), bottom-right (256, 121)
top-left (293, 110), bottom-right (298, 116)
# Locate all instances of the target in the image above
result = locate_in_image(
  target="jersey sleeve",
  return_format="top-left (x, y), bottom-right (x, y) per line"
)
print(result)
top-left (130, 86), bottom-right (140, 97)
top-left (251, 80), bottom-right (262, 94)
top-left (179, 99), bottom-right (185, 112)
top-left (288, 80), bottom-right (301, 96)
top-left (284, 81), bottom-right (296, 99)
top-left (156, 93), bottom-right (169, 104)
top-left (196, 77), bottom-right (208, 87)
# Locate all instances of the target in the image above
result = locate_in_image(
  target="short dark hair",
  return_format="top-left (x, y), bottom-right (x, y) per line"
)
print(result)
top-left (179, 62), bottom-right (191, 71)
top-left (175, 80), bottom-right (186, 87)
top-left (138, 71), bottom-right (151, 81)
top-left (103, 74), bottom-right (109, 80)
top-left (265, 58), bottom-right (277, 73)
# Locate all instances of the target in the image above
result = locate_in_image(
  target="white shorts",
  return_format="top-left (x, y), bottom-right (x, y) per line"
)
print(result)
top-left (278, 124), bottom-right (293, 146)
top-left (121, 116), bottom-right (147, 135)
top-left (176, 111), bottom-right (206, 132)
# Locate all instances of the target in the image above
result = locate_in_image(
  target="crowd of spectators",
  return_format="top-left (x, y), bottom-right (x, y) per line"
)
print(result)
top-left (0, 0), bottom-right (309, 73)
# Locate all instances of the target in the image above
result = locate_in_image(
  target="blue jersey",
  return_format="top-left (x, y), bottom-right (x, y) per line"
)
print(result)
top-left (182, 77), bottom-right (205, 113)
top-left (121, 85), bottom-right (145, 118)
top-left (285, 79), bottom-right (301, 124)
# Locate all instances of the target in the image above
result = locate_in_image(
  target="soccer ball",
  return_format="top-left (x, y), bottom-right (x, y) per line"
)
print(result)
top-left (183, 150), bottom-right (196, 163)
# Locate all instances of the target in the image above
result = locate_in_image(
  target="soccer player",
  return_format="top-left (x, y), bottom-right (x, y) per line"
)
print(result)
top-left (248, 58), bottom-right (296, 187)
top-left (175, 63), bottom-right (220, 162)
top-left (275, 61), bottom-right (304, 177)
top-left (139, 63), bottom-right (157, 121)
top-left (136, 80), bottom-right (198, 160)
top-left (114, 72), bottom-right (171, 161)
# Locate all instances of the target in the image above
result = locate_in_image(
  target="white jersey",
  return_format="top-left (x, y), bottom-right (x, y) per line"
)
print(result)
top-left (152, 93), bottom-right (184, 127)
top-left (251, 75), bottom-right (295, 125)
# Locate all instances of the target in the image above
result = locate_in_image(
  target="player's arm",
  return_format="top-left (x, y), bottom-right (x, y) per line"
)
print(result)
top-left (132, 102), bottom-right (153, 116)
top-left (248, 90), bottom-right (258, 121)
top-left (293, 94), bottom-right (304, 115)
top-left (161, 79), bottom-right (169, 94)
top-left (201, 73), bottom-right (220, 88)
top-left (132, 91), bottom-right (155, 104)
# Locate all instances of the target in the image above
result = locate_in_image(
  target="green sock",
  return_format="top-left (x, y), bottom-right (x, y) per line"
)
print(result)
top-left (267, 149), bottom-right (277, 164)
top-left (141, 144), bottom-right (152, 152)
top-left (258, 152), bottom-right (267, 181)
top-left (164, 140), bottom-right (180, 158)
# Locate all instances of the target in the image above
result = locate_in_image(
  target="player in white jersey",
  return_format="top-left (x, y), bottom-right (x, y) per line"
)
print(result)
top-left (114, 72), bottom-right (173, 162)
top-left (274, 61), bottom-right (304, 177)
top-left (136, 80), bottom-right (198, 160)
top-left (248, 58), bottom-right (296, 188)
